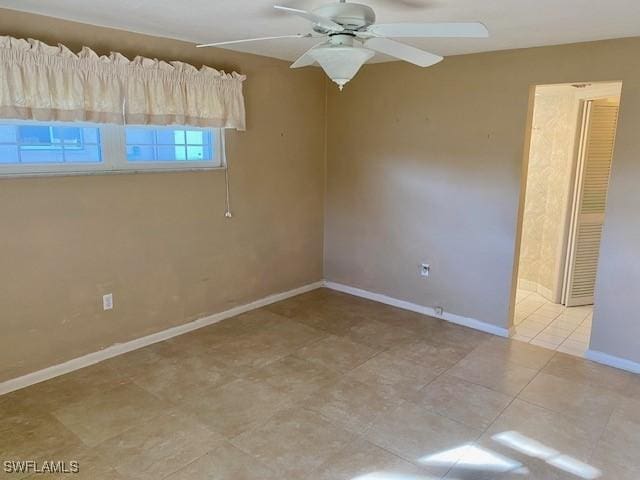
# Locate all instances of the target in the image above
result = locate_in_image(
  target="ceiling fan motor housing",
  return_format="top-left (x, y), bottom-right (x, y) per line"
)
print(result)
top-left (312, 2), bottom-right (376, 32)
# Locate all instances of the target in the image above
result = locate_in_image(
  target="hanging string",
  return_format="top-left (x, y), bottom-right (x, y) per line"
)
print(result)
top-left (223, 132), bottom-right (233, 218)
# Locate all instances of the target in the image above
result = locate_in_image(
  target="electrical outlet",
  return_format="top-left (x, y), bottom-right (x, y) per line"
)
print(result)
top-left (434, 306), bottom-right (444, 316)
top-left (103, 293), bottom-right (113, 311)
top-left (420, 263), bottom-right (430, 277)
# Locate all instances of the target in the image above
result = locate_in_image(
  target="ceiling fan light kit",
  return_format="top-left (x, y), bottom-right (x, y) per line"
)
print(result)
top-left (197, 0), bottom-right (489, 90)
top-left (309, 44), bottom-right (374, 90)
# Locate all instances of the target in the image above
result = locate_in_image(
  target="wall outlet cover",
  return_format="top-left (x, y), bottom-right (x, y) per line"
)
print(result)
top-left (103, 293), bottom-right (113, 311)
top-left (420, 263), bottom-right (430, 277)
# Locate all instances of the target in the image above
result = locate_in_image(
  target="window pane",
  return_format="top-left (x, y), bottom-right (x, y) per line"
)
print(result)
top-left (81, 127), bottom-right (100, 144)
top-left (63, 145), bottom-right (101, 163)
top-left (0, 145), bottom-right (19, 163)
top-left (186, 145), bottom-right (206, 161)
top-left (126, 126), bottom-right (214, 164)
top-left (0, 125), bottom-right (16, 143)
top-left (185, 130), bottom-right (205, 145)
top-left (51, 126), bottom-right (83, 146)
top-left (127, 145), bottom-right (155, 162)
top-left (157, 146), bottom-right (186, 161)
top-left (156, 129), bottom-right (185, 145)
top-left (19, 148), bottom-right (64, 164)
top-left (125, 128), bottom-right (155, 145)
top-left (18, 126), bottom-right (52, 145)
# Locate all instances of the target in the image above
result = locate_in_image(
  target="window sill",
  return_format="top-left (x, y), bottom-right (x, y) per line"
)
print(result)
top-left (0, 166), bottom-right (226, 179)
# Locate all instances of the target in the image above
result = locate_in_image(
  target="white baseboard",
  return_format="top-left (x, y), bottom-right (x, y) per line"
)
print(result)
top-left (0, 281), bottom-right (324, 396)
top-left (586, 349), bottom-right (640, 375)
top-left (324, 281), bottom-right (510, 338)
top-left (518, 279), bottom-right (556, 303)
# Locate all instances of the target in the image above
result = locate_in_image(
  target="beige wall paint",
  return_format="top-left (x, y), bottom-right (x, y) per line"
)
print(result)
top-left (2, 8), bottom-right (640, 380)
top-left (0, 9), bottom-right (326, 382)
top-left (325, 37), bottom-right (640, 363)
top-left (518, 88), bottom-right (579, 301)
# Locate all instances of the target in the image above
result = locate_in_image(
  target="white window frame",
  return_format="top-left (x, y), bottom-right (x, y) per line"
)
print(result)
top-left (0, 120), bottom-right (226, 177)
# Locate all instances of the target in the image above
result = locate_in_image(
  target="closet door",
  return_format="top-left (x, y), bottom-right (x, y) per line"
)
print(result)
top-left (564, 99), bottom-right (619, 307)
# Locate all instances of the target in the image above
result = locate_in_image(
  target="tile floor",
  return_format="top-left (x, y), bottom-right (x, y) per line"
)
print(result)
top-left (513, 289), bottom-right (593, 357)
top-left (1, 288), bottom-right (639, 479)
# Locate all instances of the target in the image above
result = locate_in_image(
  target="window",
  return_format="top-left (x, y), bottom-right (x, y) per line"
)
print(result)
top-left (126, 127), bottom-right (213, 163)
top-left (0, 121), bottom-right (224, 176)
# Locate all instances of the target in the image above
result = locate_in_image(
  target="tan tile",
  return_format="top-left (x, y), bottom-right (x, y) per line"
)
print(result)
top-left (18, 448), bottom-right (126, 480)
top-left (204, 317), bottom-right (327, 374)
top-left (421, 325), bottom-right (491, 356)
top-left (467, 337), bottom-right (555, 370)
top-left (51, 383), bottom-right (170, 447)
top-left (306, 378), bottom-right (399, 435)
top-left (531, 333), bottom-right (565, 347)
top-left (447, 354), bottom-right (539, 396)
top-left (232, 408), bottom-right (355, 478)
top-left (529, 338), bottom-right (561, 351)
top-left (542, 352), bottom-right (634, 395)
top-left (385, 338), bottom-right (469, 375)
top-left (556, 341), bottom-right (587, 357)
top-left (244, 355), bottom-right (338, 401)
top-left (346, 351), bottom-right (440, 400)
top-left (0, 363), bottom-right (130, 412)
top-left (293, 335), bottom-right (380, 373)
top-left (177, 378), bottom-right (291, 438)
top-left (365, 401), bottom-right (482, 477)
top-left (312, 438), bottom-right (435, 480)
top-left (512, 333), bottom-right (534, 342)
top-left (166, 442), bottom-right (279, 480)
top-left (482, 399), bottom-right (601, 464)
top-left (415, 375), bottom-right (512, 430)
top-left (0, 409), bottom-right (83, 467)
top-left (587, 453), bottom-right (640, 480)
top-left (264, 291), bottom-right (326, 318)
top-left (97, 409), bottom-right (223, 480)
top-left (104, 342), bottom-right (181, 378)
top-left (520, 372), bottom-right (621, 434)
top-left (343, 318), bottom-right (417, 349)
top-left (594, 406), bottom-right (640, 472)
top-left (128, 354), bottom-right (235, 404)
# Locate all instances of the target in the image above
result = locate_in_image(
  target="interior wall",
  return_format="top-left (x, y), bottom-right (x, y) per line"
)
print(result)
top-left (518, 87), bottom-right (579, 301)
top-left (325, 37), bottom-right (640, 364)
top-left (0, 9), bottom-right (326, 382)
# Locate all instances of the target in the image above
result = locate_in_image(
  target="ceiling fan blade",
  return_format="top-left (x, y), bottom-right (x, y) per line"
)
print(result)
top-left (369, 22), bottom-right (489, 38)
top-left (365, 37), bottom-right (443, 67)
top-left (197, 34), bottom-right (312, 48)
top-left (274, 5), bottom-right (344, 32)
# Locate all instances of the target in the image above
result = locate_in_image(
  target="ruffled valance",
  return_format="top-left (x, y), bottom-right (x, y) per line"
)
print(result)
top-left (0, 36), bottom-right (246, 130)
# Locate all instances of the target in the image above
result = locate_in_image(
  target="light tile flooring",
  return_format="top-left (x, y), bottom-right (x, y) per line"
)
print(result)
top-left (2, 288), bottom-right (639, 479)
top-left (513, 289), bottom-right (593, 357)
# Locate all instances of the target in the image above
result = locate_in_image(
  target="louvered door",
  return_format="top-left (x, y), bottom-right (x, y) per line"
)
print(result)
top-left (564, 99), bottom-right (619, 306)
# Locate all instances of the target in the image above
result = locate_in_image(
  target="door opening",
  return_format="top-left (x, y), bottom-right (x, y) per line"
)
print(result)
top-left (511, 81), bottom-right (621, 357)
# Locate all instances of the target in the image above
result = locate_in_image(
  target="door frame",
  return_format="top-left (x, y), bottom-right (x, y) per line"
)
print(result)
top-left (508, 81), bottom-right (623, 331)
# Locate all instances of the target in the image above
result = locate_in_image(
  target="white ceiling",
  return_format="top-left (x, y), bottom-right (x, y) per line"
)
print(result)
top-left (1, 0), bottom-right (640, 64)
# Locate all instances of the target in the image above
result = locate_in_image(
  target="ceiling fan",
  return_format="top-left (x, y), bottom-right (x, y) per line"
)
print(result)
top-left (197, 0), bottom-right (489, 90)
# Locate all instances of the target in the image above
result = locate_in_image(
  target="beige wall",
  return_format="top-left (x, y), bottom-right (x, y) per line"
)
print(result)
top-left (0, 9), bottom-right (326, 382)
top-left (2, 9), bottom-right (640, 380)
top-left (324, 37), bottom-right (640, 363)
top-left (518, 88), bottom-right (578, 301)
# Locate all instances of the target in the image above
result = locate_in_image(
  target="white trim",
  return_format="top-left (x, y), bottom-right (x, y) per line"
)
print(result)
top-left (586, 349), bottom-right (640, 375)
top-left (518, 279), bottom-right (555, 302)
top-left (0, 281), bottom-right (324, 396)
top-left (324, 281), bottom-right (510, 338)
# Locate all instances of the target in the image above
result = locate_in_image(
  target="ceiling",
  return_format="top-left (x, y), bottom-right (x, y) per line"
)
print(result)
top-left (1, 0), bottom-right (640, 64)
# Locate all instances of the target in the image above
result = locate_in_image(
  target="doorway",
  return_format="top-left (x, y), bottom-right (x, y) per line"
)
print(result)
top-left (512, 82), bottom-right (621, 357)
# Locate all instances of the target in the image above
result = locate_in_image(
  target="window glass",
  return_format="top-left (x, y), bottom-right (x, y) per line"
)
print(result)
top-left (125, 127), bottom-right (214, 163)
